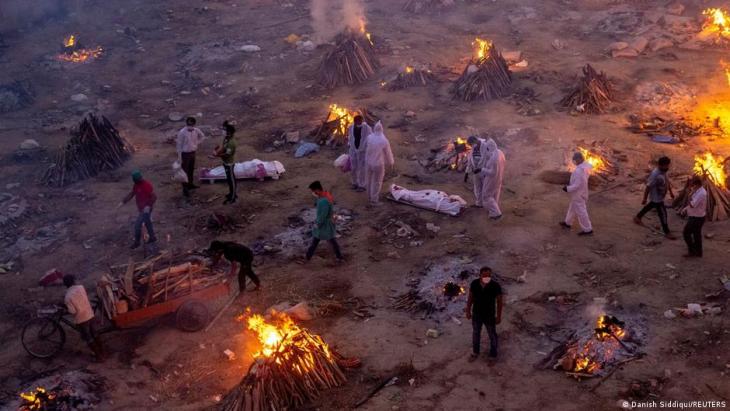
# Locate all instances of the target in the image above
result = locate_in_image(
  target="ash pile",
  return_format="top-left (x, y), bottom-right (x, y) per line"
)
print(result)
top-left (392, 258), bottom-right (479, 319)
top-left (11, 370), bottom-right (105, 411)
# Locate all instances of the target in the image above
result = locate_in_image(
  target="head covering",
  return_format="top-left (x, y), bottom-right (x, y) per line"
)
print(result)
top-left (373, 121), bottom-right (384, 135)
top-left (131, 170), bottom-right (143, 182)
top-left (485, 138), bottom-right (498, 153)
top-left (572, 151), bottom-right (584, 163)
top-left (467, 135), bottom-right (479, 146)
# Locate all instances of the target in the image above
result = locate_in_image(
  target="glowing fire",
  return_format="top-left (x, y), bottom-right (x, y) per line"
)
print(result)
top-left (64, 35), bottom-right (76, 48)
top-left (359, 21), bottom-right (374, 46)
top-left (595, 314), bottom-right (625, 340)
top-left (449, 137), bottom-right (473, 170)
top-left (327, 104), bottom-right (356, 137)
top-left (703, 8), bottom-right (730, 38)
top-left (473, 38), bottom-right (492, 61)
top-left (568, 315), bottom-right (627, 374)
top-left (19, 387), bottom-right (55, 410)
top-left (58, 34), bottom-right (103, 63)
top-left (576, 147), bottom-right (606, 173)
top-left (694, 152), bottom-right (727, 188)
top-left (405, 66), bottom-right (414, 74)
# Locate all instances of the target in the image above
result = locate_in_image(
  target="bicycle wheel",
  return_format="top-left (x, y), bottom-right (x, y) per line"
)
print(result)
top-left (176, 300), bottom-right (209, 332)
top-left (22, 318), bottom-right (66, 358)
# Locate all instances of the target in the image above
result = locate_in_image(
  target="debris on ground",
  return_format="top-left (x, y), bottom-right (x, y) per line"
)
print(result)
top-left (10, 370), bottom-right (105, 411)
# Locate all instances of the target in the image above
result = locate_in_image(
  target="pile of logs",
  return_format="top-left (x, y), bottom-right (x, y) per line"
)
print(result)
top-left (627, 114), bottom-right (702, 142)
top-left (42, 113), bottom-right (133, 187)
top-left (318, 29), bottom-right (379, 89)
top-left (422, 139), bottom-right (473, 172)
top-left (560, 64), bottom-right (615, 114)
top-left (674, 175), bottom-right (730, 221)
top-left (221, 329), bottom-right (346, 410)
top-left (402, 0), bottom-right (455, 13)
top-left (96, 252), bottom-right (225, 319)
top-left (391, 290), bottom-right (436, 315)
top-left (309, 108), bottom-right (378, 146)
top-left (385, 67), bottom-right (436, 91)
top-left (452, 44), bottom-right (512, 101)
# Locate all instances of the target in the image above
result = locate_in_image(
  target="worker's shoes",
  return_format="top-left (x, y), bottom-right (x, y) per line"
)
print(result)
top-left (489, 214), bottom-right (502, 221)
top-left (130, 242), bottom-right (141, 249)
top-left (223, 197), bottom-right (237, 205)
top-left (633, 216), bottom-right (643, 226)
top-left (468, 353), bottom-right (478, 362)
top-left (578, 230), bottom-right (594, 236)
top-left (356, 187), bottom-right (366, 192)
top-left (665, 233), bottom-right (677, 240)
top-left (559, 222), bottom-right (571, 229)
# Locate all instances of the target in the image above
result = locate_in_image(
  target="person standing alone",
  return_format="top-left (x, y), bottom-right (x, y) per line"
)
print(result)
top-left (634, 156), bottom-right (676, 239)
top-left (213, 121), bottom-right (237, 204)
top-left (681, 176), bottom-right (707, 258)
top-left (561, 151), bottom-right (593, 235)
top-left (176, 116), bottom-right (206, 197)
top-left (305, 181), bottom-right (343, 262)
top-left (465, 136), bottom-right (489, 208)
top-left (347, 115), bottom-right (372, 192)
top-left (465, 267), bottom-right (503, 364)
top-left (119, 170), bottom-right (157, 249)
top-left (481, 138), bottom-right (506, 220)
top-left (364, 121), bottom-right (394, 205)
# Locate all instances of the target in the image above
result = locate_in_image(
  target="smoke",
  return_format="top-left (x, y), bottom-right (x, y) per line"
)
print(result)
top-left (584, 298), bottom-right (606, 320)
top-left (310, 0), bottom-right (366, 44)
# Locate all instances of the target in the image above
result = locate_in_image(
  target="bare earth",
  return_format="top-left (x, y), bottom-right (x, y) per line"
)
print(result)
top-left (0, 0), bottom-right (729, 410)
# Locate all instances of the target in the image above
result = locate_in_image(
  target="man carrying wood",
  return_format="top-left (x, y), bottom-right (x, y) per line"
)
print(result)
top-left (212, 121), bottom-right (237, 204)
top-left (465, 267), bottom-right (503, 364)
top-left (63, 274), bottom-right (104, 360)
top-left (305, 181), bottom-right (344, 262)
top-left (633, 156), bottom-right (676, 240)
top-left (208, 241), bottom-right (260, 293)
top-left (176, 116), bottom-right (206, 197)
top-left (680, 176), bottom-right (707, 258)
top-left (118, 170), bottom-right (157, 249)
top-left (347, 115), bottom-right (372, 192)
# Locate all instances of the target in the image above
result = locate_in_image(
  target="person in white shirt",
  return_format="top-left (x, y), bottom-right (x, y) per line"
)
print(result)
top-left (560, 151), bottom-right (593, 235)
top-left (347, 115), bottom-right (372, 192)
top-left (364, 121), bottom-right (394, 204)
top-left (466, 136), bottom-right (489, 208)
top-left (63, 275), bottom-right (104, 359)
top-left (481, 138), bottom-right (506, 220)
top-left (176, 117), bottom-right (206, 197)
top-left (681, 176), bottom-right (707, 258)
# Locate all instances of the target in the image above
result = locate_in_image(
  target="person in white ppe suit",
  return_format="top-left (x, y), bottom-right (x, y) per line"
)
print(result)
top-left (560, 151), bottom-right (593, 235)
top-left (364, 121), bottom-right (394, 204)
top-left (481, 138), bottom-right (505, 220)
top-left (347, 115), bottom-right (372, 192)
top-left (465, 136), bottom-right (490, 208)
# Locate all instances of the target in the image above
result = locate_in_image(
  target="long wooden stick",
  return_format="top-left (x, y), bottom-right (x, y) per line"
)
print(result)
top-left (204, 290), bottom-right (239, 333)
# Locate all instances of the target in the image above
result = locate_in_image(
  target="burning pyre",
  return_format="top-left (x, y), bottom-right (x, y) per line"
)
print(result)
top-left (423, 137), bottom-right (473, 172)
top-left (221, 310), bottom-right (346, 411)
top-left (14, 370), bottom-right (104, 411)
top-left (560, 64), bottom-right (615, 114)
top-left (698, 8), bottom-right (730, 45)
top-left (57, 34), bottom-right (103, 63)
top-left (568, 146), bottom-right (618, 182)
top-left (318, 26), bottom-right (379, 89)
top-left (384, 65), bottom-right (436, 91)
top-left (309, 103), bottom-right (378, 145)
top-left (452, 38), bottom-right (512, 101)
top-left (674, 152), bottom-right (730, 221)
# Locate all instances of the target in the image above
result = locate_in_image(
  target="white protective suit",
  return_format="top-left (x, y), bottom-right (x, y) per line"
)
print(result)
top-left (482, 139), bottom-right (505, 218)
top-left (347, 122), bottom-right (372, 188)
top-left (565, 161), bottom-right (593, 232)
top-left (364, 122), bottom-right (395, 203)
top-left (466, 138), bottom-right (490, 207)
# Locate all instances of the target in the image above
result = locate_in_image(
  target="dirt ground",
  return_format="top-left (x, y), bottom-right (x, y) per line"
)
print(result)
top-left (1, 0), bottom-right (729, 410)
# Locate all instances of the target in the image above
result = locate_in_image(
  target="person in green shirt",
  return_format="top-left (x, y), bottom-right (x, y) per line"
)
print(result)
top-left (214, 121), bottom-right (237, 204)
top-left (305, 181), bottom-right (343, 262)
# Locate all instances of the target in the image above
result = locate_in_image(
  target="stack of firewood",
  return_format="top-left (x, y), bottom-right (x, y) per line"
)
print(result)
top-left (422, 139), bottom-right (473, 172)
top-left (96, 252), bottom-right (225, 319)
top-left (391, 290), bottom-right (436, 314)
top-left (452, 45), bottom-right (512, 101)
top-left (309, 108), bottom-right (378, 146)
top-left (403, 0), bottom-right (455, 13)
top-left (385, 67), bottom-right (436, 91)
top-left (627, 115), bottom-right (702, 142)
top-left (673, 174), bottom-right (730, 221)
top-left (42, 113), bottom-right (133, 187)
top-left (560, 64), bottom-right (615, 114)
top-left (221, 329), bottom-right (346, 410)
top-left (318, 29), bottom-right (379, 89)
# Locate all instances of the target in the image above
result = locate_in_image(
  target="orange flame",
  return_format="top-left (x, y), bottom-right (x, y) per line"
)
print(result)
top-left (359, 21), bottom-right (373, 46)
top-left (405, 66), bottom-right (414, 74)
top-left (703, 8), bottom-right (730, 37)
top-left (58, 34), bottom-right (103, 63)
top-left (575, 147), bottom-right (607, 173)
top-left (19, 387), bottom-right (55, 410)
top-left (327, 104), bottom-right (357, 137)
top-left (473, 38), bottom-right (492, 61)
top-left (63, 35), bottom-right (76, 48)
top-left (694, 152), bottom-right (727, 187)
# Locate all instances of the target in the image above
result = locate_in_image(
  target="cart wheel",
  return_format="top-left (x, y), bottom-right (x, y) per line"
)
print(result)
top-left (176, 300), bottom-right (209, 332)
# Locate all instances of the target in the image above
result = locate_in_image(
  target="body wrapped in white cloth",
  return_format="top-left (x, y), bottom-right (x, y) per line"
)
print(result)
top-left (200, 160), bottom-right (285, 181)
top-left (390, 184), bottom-right (467, 216)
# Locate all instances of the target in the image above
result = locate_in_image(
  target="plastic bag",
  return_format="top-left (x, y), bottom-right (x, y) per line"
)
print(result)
top-left (334, 154), bottom-right (351, 173)
top-left (172, 161), bottom-right (188, 183)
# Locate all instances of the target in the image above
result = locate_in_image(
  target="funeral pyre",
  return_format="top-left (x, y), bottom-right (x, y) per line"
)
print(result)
top-left (42, 113), bottom-right (133, 187)
top-left (697, 8), bottom-right (730, 45)
top-left (57, 34), bottom-right (103, 63)
top-left (318, 26), bottom-right (379, 89)
top-left (220, 310), bottom-right (346, 411)
top-left (96, 252), bottom-right (226, 320)
top-left (627, 114), bottom-right (705, 143)
top-left (674, 152), bottom-right (730, 221)
top-left (560, 64), bottom-right (616, 114)
top-left (309, 103), bottom-right (378, 145)
top-left (452, 38), bottom-right (512, 101)
top-left (384, 65), bottom-right (436, 91)
top-left (423, 137), bottom-right (473, 172)
top-left (539, 143), bottom-right (623, 187)
top-left (392, 258), bottom-right (477, 319)
top-left (540, 314), bottom-right (645, 378)
top-left (12, 370), bottom-right (104, 411)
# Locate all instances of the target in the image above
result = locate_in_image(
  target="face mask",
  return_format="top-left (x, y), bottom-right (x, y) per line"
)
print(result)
top-left (481, 277), bottom-right (491, 284)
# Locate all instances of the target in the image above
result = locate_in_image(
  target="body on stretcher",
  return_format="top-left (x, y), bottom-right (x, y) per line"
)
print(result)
top-left (199, 160), bottom-right (286, 183)
top-left (388, 184), bottom-right (467, 216)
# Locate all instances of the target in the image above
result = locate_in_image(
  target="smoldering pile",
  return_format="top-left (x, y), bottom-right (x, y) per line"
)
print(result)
top-left (452, 42), bottom-right (512, 102)
top-left (384, 65), bottom-right (437, 91)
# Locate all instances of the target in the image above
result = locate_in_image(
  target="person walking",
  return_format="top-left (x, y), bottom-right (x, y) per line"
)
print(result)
top-left (481, 138), bottom-right (505, 220)
top-left (63, 274), bottom-right (104, 360)
top-left (305, 181), bottom-right (343, 262)
top-left (681, 176), bottom-right (707, 258)
top-left (347, 115), bottom-right (372, 191)
top-left (208, 240), bottom-right (260, 292)
top-left (213, 121), bottom-right (237, 204)
top-left (364, 121), bottom-right (394, 205)
top-left (560, 151), bottom-right (593, 235)
top-left (176, 116), bottom-right (206, 197)
top-left (465, 267), bottom-right (503, 364)
top-left (634, 156), bottom-right (676, 240)
top-left (119, 170), bottom-right (157, 249)
top-left (465, 136), bottom-right (490, 208)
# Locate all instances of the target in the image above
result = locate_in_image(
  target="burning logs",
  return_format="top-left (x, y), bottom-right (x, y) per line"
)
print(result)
top-left (452, 39), bottom-right (512, 102)
top-left (673, 153), bottom-right (730, 221)
top-left (42, 114), bottom-right (133, 187)
top-left (385, 66), bottom-right (436, 91)
top-left (318, 29), bottom-right (379, 89)
top-left (560, 64), bottom-right (615, 114)
top-left (221, 311), bottom-right (346, 411)
top-left (309, 104), bottom-right (378, 146)
top-left (423, 137), bottom-right (473, 172)
top-left (15, 370), bottom-right (104, 411)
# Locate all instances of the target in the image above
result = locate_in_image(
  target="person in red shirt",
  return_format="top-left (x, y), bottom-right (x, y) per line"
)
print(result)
top-left (118, 170), bottom-right (157, 249)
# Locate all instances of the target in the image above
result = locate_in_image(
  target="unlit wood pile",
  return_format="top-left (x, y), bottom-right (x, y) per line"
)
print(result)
top-left (386, 67), bottom-right (436, 91)
top-left (309, 108), bottom-right (378, 145)
top-left (221, 330), bottom-right (346, 411)
top-left (627, 115), bottom-right (702, 142)
top-left (42, 113), bottom-right (133, 187)
top-left (403, 0), bottom-right (455, 13)
top-left (673, 175), bottom-right (730, 221)
top-left (318, 30), bottom-right (379, 89)
top-left (96, 252), bottom-right (225, 319)
top-left (560, 64), bottom-right (615, 114)
top-left (452, 45), bottom-right (512, 101)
